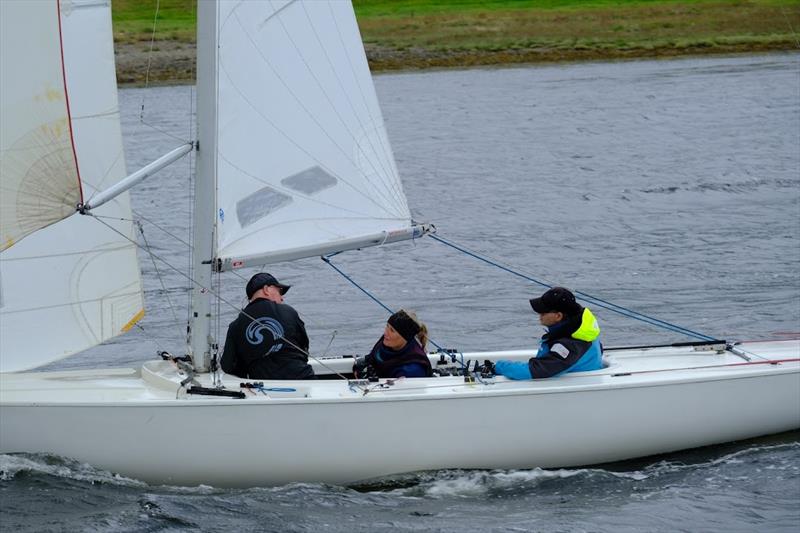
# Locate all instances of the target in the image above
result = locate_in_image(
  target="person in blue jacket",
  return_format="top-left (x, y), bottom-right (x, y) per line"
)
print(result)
top-left (354, 309), bottom-right (433, 378)
top-left (494, 287), bottom-right (603, 380)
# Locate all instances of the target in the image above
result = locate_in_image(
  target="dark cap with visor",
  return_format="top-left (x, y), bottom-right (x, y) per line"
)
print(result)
top-left (246, 273), bottom-right (291, 299)
top-left (529, 287), bottom-right (582, 317)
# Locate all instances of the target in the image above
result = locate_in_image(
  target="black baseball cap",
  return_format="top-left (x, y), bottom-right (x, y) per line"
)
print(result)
top-left (529, 287), bottom-right (581, 316)
top-left (246, 273), bottom-right (290, 299)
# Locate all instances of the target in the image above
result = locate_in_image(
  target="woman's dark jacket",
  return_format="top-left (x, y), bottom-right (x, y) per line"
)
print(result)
top-left (364, 337), bottom-right (433, 378)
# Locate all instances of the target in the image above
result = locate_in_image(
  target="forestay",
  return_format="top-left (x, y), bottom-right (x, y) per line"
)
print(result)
top-left (0, 0), bottom-right (143, 373)
top-left (214, 0), bottom-right (416, 269)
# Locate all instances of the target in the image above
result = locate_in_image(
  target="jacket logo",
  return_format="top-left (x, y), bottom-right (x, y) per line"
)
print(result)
top-left (551, 343), bottom-right (570, 358)
top-left (246, 317), bottom-right (284, 353)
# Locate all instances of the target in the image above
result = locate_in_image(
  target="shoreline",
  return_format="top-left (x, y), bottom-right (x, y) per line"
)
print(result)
top-left (114, 40), bottom-right (799, 86)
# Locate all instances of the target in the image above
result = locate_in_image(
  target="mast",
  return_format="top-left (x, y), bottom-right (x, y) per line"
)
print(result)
top-left (189, 0), bottom-right (218, 371)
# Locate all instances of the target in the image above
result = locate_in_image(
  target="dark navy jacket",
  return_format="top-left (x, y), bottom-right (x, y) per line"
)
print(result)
top-left (365, 337), bottom-right (433, 378)
top-left (221, 298), bottom-right (314, 380)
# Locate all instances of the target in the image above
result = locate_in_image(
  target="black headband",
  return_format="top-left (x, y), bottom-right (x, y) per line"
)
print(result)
top-left (387, 310), bottom-right (420, 341)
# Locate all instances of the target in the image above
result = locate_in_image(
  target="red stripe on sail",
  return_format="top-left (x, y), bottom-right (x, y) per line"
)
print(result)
top-left (56, 0), bottom-right (83, 205)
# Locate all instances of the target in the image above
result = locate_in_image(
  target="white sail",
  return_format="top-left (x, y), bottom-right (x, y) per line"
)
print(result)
top-left (0, 0), bottom-right (81, 251)
top-left (214, 0), bottom-right (414, 269)
top-left (0, 0), bottom-right (144, 373)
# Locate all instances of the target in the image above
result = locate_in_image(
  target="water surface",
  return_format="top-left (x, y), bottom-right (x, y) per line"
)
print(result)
top-left (3, 53), bottom-right (799, 532)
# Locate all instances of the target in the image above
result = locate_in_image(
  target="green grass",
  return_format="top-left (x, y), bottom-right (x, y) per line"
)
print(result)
top-left (352, 0), bottom-right (741, 16)
top-left (112, 0), bottom-right (195, 42)
top-left (354, 0), bottom-right (800, 50)
top-left (111, 0), bottom-right (800, 82)
top-left (112, 0), bottom-right (800, 43)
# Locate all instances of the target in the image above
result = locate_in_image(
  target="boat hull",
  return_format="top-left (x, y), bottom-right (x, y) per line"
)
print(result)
top-left (1, 340), bottom-right (799, 487)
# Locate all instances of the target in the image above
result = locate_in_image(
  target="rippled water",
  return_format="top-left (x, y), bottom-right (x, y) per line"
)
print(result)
top-left (3, 53), bottom-right (799, 531)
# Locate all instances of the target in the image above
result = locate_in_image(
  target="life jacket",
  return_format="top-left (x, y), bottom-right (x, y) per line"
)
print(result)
top-left (537, 307), bottom-right (603, 374)
top-left (366, 337), bottom-right (433, 378)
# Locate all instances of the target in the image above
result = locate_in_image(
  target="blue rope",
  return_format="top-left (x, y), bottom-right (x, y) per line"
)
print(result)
top-left (429, 234), bottom-right (717, 342)
top-left (321, 255), bottom-right (447, 351)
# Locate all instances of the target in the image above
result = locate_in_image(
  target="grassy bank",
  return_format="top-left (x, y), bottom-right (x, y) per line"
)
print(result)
top-left (112, 0), bottom-right (800, 84)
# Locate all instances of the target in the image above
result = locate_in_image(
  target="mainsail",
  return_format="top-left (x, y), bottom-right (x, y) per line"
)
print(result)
top-left (213, 0), bottom-right (418, 270)
top-left (0, 0), bottom-right (143, 373)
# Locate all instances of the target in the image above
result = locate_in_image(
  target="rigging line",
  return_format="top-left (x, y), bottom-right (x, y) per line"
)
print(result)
top-left (321, 255), bottom-right (392, 314)
top-left (221, 14), bottom-right (402, 215)
top-left (133, 0), bottom-right (192, 145)
top-left (429, 234), bottom-right (717, 342)
top-left (88, 212), bottom-right (363, 387)
top-left (213, 268), bottom-right (223, 385)
top-left (430, 232), bottom-right (716, 341)
top-left (186, 164), bottom-right (196, 333)
top-left (133, 326), bottom-right (172, 352)
top-left (83, 149), bottom-right (125, 203)
top-left (320, 255), bottom-right (446, 352)
top-left (567, 290), bottom-right (716, 341)
top-left (778, 3), bottom-right (800, 48)
top-left (92, 213), bottom-right (192, 249)
top-left (132, 210), bottom-right (192, 248)
top-left (140, 0), bottom-right (161, 110)
top-left (326, 2), bottom-right (404, 204)
top-left (241, 2), bottom-right (399, 208)
top-left (138, 119), bottom-right (193, 144)
top-left (293, 2), bottom-right (400, 204)
top-left (185, 29), bottom-right (197, 333)
top-left (89, 214), bottom-right (244, 318)
top-left (134, 323), bottom-right (181, 354)
top-left (136, 221), bottom-right (184, 341)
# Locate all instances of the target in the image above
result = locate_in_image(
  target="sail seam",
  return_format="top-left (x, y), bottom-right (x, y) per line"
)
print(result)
top-left (0, 242), bottom-right (134, 262)
top-left (216, 61), bottom-right (401, 219)
top-left (0, 290), bottom-right (142, 315)
top-left (222, 7), bottom-right (403, 218)
top-left (325, 2), bottom-right (408, 210)
top-left (292, 2), bottom-right (400, 207)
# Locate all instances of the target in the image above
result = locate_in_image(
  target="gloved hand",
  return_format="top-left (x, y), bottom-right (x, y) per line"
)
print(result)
top-left (478, 359), bottom-right (496, 377)
top-left (494, 360), bottom-right (532, 380)
top-left (352, 355), bottom-right (367, 377)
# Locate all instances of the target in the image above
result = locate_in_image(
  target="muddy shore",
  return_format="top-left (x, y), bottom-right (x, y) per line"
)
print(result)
top-left (114, 39), bottom-right (797, 86)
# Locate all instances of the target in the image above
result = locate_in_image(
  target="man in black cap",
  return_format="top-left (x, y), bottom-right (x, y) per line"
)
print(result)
top-left (494, 287), bottom-right (603, 380)
top-left (220, 272), bottom-right (314, 380)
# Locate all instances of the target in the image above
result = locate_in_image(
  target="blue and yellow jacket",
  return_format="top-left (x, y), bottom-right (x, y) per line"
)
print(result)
top-left (495, 307), bottom-right (603, 380)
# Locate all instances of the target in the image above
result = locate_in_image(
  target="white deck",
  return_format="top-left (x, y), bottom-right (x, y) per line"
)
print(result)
top-left (2, 339), bottom-right (797, 405)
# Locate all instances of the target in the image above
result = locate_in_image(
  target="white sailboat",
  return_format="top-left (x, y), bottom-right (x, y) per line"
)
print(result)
top-left (0, 0), bottom-right (798, 488)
